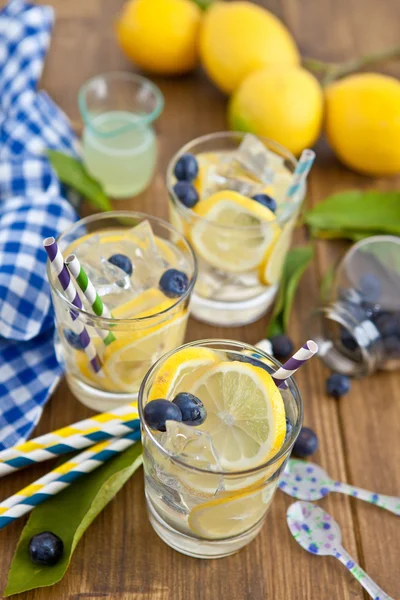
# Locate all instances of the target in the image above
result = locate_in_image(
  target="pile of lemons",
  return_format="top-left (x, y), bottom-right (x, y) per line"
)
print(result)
top-left (116, 0), bottom-right (400, 176)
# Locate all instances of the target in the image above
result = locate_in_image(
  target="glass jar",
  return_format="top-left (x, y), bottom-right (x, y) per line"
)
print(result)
top-left (310, 236), bottom-right (400, 377)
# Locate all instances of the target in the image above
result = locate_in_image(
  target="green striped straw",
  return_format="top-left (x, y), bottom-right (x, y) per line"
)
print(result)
top-left (65, 254), bottom-right (116, 346)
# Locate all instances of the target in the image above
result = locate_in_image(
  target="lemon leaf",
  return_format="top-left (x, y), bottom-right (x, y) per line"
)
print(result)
top-left (48, 150), bottom-right (113, 213)
top-left (4, 443), bottom-right (142, 597)
top-left (267, 246), bottom-right (314, 337)
top-left (304, 190), bottom-right (400, 236)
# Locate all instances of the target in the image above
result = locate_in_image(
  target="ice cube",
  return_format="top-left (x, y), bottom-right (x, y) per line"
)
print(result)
top-left (126, 220), bottom-right (167, 292)
top-left (162, 421), bottom-right (221, 471)
top-left (231, 134), bottom-right (275, 185)
top-left (73, 234), bottom-right (131, 299)
top-left (202, 170), bottom-right (265, 199)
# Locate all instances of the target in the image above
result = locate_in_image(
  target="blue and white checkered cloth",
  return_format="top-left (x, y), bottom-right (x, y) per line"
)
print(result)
top-left (0, 0), bottom-right (80, 449)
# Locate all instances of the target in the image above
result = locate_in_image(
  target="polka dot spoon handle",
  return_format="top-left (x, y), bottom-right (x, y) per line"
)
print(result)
top-left (333, 482), bottom-right (400, 516)
top-left (287, 502), bottom-right (394, 600)
top-left (334, 547), bottom-right (394, 600)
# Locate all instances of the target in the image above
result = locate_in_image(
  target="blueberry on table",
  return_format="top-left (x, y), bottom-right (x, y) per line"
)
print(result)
top-left (270, 334), bottom-right (294, 360)
top-left (252, 193), bottom-right (277, 213)
top-left (144, 399), bottom-right (182, 432)
top-left (159, 268), bottom-right (189, 298)
top-left (358, 272), bottom-right (381, 303)
top-left (64, 329), bottom-right (83, 350)
top-left (28, 532), bottom-right (63, 566)
top-left (174, 153), bottom-right (199, 182)
top-left (293, 427), bottom-right (318, 458)
top-left (373, 312), bottom-right (400, 337)
top-left (173, 181), bottom-right (199, 208)
top-left (326, 373), bottom-right (351, 399)
top-left (172, 392), bottom-right (207, 426)
top-left (108, 253), bottom-right (133, 276)
top-left (383, 335), bottom-right (400, 357)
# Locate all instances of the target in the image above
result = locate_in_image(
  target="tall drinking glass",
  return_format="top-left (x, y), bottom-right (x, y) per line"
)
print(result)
top-left (48, 212), bottom-right (196, 412)
top-left (139, 339), bottom-right (303, 559)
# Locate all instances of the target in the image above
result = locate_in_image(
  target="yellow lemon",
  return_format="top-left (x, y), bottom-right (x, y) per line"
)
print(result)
top-left (325, 73), bottom-right (400, 176)
top-left (116, 0), bottom-right (202, 76)
top-left (229, 66), bottom-right (323, 156)
top-left (199, 1), bottom-right (300, 94)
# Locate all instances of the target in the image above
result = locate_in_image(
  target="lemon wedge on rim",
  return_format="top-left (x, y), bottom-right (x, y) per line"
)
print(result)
top-left (190, 190), bottom-right (278, 273)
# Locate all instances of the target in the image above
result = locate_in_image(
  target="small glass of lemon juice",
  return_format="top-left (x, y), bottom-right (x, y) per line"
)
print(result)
top-left (47, 212), bottom-right (196, 412)
top-left (79, 73), bottom-right (164, 198)
top-left (139, 339), bottom-right (303, 558)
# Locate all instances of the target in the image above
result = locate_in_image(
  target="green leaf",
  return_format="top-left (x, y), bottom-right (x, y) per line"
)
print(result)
top-left (48, 150), bottom-right (113, 213)
top-left (4, 443), bottom-right (142, 597)
top-left (310, 227), bottom-right (384, 241)
top-left (319, 264), bottom-right (336, 301)
top-left (304, 190), bottom-right (400, 236)
top-left (267, 246), bottom-right (314, 337)
top-left (190, 0), bottom-right (215, 10)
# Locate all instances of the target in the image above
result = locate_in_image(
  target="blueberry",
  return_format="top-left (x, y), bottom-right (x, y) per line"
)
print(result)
top-left (174, 153), bottom-right (199, 182)
top-left (64, 329), bottom-right (83, 350)
top-left (108, 254), bottom-right (133, 276)
top-left (159, 268), bottom-right (189, 298)
top-left (173, 181), bottom-right (199, 208)
top-left (373, 312), bottom-right (400, 337)
top-left (252, 194), bottom-right (277, 213)
top-left (293, 427), bottom-right (318, 458)
top-left (143, 399), bottom-right (182, 432)
top-left (270, 334), bottom-right (294, 360)
top-left (28, 532), bottom-right (63, 566)
top-left (383, 335), bottom-right (400, 357)
top-left (358, 273), bottom-right (381, 303)
top-left (326, 373), bottom-right (351, 399)
top-left (340, 328), bottom-right (358, 351)
top-left (285, 417), bottom-right (293, 442)
top-left (172, 393), bottom-right (206, 426)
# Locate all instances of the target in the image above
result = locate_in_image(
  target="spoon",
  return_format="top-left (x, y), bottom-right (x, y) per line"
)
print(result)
top-left (279, 459), bottom-right (400, 516)
top-left (287, 501), bottom-right (394, 600)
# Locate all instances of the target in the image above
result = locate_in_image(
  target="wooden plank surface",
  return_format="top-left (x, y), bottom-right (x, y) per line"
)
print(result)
top-left (0, 0), bottom-right (399, 598)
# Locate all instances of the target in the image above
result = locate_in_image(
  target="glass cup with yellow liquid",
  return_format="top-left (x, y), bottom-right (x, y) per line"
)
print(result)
top-left (48, 212), bottom-right (197, 412)
top-left (166, 132), bottom-right (305, 326)
top-left (139, 339), bottom-right (303, 559)
top-left (79, 73), bottom-right (164, 198)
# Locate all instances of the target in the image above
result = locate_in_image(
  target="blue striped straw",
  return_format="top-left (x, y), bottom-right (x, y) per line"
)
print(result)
top-left (44, 237), bottom-right (102, 374)
top-left (286, 149), bottom-right (316, 202)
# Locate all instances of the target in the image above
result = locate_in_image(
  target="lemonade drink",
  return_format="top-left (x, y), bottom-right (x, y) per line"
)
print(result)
top-left (47, 212), bottom-right (196, 411)
top-left (167, 133), bottom-right (305, 326)
top-left (139, 340), bottom-right (303, 558)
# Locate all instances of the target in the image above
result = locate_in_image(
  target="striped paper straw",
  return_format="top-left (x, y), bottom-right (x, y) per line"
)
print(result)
top-left (0, 406), bottom-right (139, 477)
top-left (65, 254), bottom-right (116, 346)
top-left (272, 340), bottom-right (318, 389)
top-left (43, 237), bottom-right (102, 374)
top-left (286, 149), bottom-right (316, 201)
top-left (0, 430), bottom-right (142, 531)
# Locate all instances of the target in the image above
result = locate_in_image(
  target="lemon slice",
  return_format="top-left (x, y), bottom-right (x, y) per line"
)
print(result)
top-left (102, 312), bottom-right (188, 392)
top-left (188, 479), bottom-right (279, 539)
top-left (149, 346), bottom-right (218, 401)
top-left (191, 190), bottom-right (278, 272)
top-left (258, 217), bottom-right (296, 285)
top-left (191, 360), bottom-right (286, 471)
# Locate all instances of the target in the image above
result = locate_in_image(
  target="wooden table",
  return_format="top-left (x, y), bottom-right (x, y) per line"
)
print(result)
top-left (1, 1), bottom-right (399, 598)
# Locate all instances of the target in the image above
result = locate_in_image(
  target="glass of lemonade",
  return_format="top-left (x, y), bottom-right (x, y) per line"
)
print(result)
top-left (166, 132), bottom-right (305, 326)
top-left (139, 339), bottom-right (303, 559)
top-left (79, 72), bottom-right (164, 198)
top-left (48, 212), bottom-right (197, 412)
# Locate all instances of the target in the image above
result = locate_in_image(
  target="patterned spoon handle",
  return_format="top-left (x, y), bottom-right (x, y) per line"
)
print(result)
top-left (333, 482), bottom-right (400, 516)
top-left (334, 546), bottom-right (394, 599)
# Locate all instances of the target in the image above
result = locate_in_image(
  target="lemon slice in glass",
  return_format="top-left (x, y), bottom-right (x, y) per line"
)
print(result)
top-left (191, 190), bottom-right (278, 272)
top-left (148, 346), bottom-right (219, 401)
top-left (258, 217), bottom-right (296, 285)
top-left (191, 360), bottom-right (286, 471)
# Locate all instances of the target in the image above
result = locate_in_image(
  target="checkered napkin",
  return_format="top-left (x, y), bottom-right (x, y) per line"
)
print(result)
top-left (0, 0), bottom-right (80, 449)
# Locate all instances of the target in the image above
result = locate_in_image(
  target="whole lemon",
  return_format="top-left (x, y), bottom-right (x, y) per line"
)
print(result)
top-left (199, 1), bottom-right (300, 94)
top-left (325, 73), bottom-right (400, 176)
top-left (116, 0), bottom-right (202, 76)
top-left (228, 66), bottom-right (323, 156)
